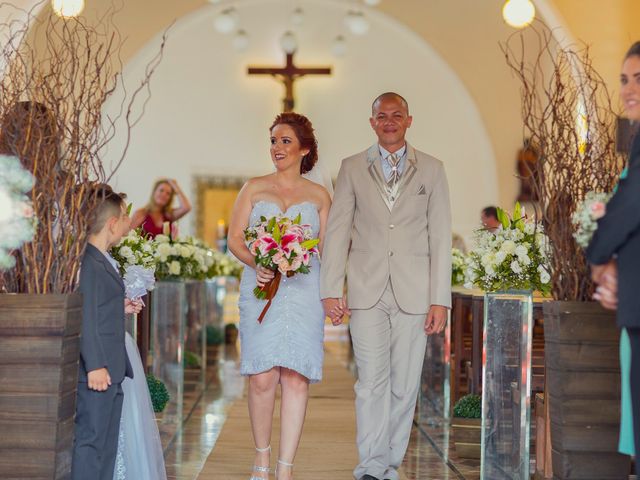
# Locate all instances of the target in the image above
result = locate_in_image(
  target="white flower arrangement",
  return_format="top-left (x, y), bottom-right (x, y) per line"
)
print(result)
top-left (206, 249), bottom-right (244, 279)
top-left (152, 234), bottom-right (212, 281)
top-left (451, 248), bottom-right (466, 286)
top-left (0, 155), bottom-right (36, 270)
top-left (111, 228), bottom-right (156, 275)
top-left (464, 203), bottom-right (551, 295)
top-left (571, 191), bottom-right (612, 248)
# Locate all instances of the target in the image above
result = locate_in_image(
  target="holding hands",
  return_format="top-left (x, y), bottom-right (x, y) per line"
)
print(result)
top-left (322, 296), bottom-right (350, 325)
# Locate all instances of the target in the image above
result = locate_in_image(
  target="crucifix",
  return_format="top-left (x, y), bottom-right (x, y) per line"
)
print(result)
top-left (247, 51), bottom-right (332, 112)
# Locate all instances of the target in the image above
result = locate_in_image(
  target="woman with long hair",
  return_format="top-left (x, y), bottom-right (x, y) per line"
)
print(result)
top-left (131, 179), bottom-right (191, 238)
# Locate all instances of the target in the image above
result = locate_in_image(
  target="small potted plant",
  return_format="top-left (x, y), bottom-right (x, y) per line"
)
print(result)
top-left (205, 325), bottom-right (224, 365)
top-left (146, 374), bottom-right (170, 420)
top-left (452, 394), bottom-right (482, 459)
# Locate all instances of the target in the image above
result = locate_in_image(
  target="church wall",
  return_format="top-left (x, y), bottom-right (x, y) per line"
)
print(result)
top-left (101, 0), bottom-right (498, 243)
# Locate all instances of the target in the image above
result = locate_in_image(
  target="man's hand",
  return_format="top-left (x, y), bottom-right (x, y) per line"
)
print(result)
top-left (591, 259), bottom-right (616, 284)
top-left (256, 265), bottom-right (275, 288)
top-left (87, 368), bottom-right (111, 392)
top-left (125, 298), bottom-right (143, 315)
top-left (425, 305), bottom-right (448, 335)
top-left (322, 296), bottom-right (350, 325)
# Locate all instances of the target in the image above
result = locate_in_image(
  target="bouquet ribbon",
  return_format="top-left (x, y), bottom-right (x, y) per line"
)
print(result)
top-left (257, 271), bottom-right (283, 323)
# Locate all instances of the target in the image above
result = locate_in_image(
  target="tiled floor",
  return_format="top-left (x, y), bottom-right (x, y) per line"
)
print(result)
top-left (158, 328), bottom-right (481, 480)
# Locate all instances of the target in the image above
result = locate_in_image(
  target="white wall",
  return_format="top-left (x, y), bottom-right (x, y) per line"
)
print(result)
top-left (103, 0), bottom-right (498, 242)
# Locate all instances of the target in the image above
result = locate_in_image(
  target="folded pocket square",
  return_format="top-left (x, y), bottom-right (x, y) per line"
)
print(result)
top-left (417, 184), bottom-right (426, 195)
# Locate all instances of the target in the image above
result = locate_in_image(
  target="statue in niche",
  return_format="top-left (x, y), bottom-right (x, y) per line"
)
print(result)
top-left (516, 138), bottom-right (540, 203)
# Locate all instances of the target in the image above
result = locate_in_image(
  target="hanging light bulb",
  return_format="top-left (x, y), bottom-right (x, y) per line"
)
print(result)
top-left (280, 31), bottom-right (298, 54)
top-left (363, 0), bottom-right (382, 5)
top-left (344, 11), bottom-right (370, 36)
top-left (502, 0), bottom-right (535, 29)
top-left (232, 30), bottom-right (249, 52)
top-left (331, 35), bottom-right (347, 57)
top-left (214, 8), bottom-right (239, 34)
top-left (291, 7), bottom-right (304, 26)
top-left (51, 0), bottom-right (85, 18)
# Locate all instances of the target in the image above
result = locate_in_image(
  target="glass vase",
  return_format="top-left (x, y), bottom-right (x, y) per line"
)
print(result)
top-left (480, 290), bottom-right (533, 480)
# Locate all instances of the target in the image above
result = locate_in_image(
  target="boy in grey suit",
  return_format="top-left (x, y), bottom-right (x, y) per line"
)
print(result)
top-left (72, 186), bottom-right (138, 480)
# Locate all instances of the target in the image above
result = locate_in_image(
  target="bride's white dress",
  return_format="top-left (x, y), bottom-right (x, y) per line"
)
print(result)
top-left (113, 333), bottom-right (167, 480)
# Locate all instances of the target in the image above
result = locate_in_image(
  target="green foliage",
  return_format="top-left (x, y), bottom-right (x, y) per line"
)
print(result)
top-left (453, 394), bottom-right (481, 419)
top-left (184, 350), bottom-right (201, 368)
top-left (146, 374), bottom-right (170, 413)
top-left (205, 325), bottom-right (224, 346)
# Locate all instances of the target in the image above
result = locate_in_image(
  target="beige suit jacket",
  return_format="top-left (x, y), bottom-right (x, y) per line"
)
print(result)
top-left (320, 143), bottom-right (452, 314)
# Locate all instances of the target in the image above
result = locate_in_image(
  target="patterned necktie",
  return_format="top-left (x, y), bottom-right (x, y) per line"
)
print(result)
top-left (386, 153), bottom-right (401, 187)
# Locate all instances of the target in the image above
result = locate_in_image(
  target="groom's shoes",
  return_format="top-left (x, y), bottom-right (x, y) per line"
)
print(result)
top-left (361, 476), bottom-right (380, 480)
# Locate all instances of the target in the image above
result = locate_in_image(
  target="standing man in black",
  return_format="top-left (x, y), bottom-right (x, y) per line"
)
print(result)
top-left (587, 42), bottom-right (640, 473)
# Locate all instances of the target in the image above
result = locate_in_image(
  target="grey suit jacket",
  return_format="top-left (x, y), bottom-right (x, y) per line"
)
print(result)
top-left (77, 243), bottom-right (133, 384)
top-left (320, 143), bottom-right (452, 314)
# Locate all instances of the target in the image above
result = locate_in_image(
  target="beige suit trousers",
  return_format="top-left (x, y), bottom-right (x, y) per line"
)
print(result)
top-left (349, 279), bottom-right (427, 480)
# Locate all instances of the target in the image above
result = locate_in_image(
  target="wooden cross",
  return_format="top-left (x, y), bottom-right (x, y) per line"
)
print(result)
top-left (248, 51), bottom-right (332, 112)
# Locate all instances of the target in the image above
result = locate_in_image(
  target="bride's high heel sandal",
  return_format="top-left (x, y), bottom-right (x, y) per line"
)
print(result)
top-left (275, 459), bottom-right (294, 479)
top-left (250, 445), bottom-right (271, 480)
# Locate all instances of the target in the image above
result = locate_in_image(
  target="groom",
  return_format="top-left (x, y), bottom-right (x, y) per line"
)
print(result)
top-left (321, 92), bottom-right (452, 480)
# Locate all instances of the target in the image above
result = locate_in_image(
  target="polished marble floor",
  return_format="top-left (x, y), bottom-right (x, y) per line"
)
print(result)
top-left (159, 327), bottom-right (481, 480)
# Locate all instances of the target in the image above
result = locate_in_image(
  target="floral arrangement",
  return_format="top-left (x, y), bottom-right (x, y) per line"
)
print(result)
top-left (451, 248), bottom-right (466, 286)
top-left (152, 234), bottom-right (213, 281)
top-left (571, 191), bottom-right (612, 248)
top-left (111, 228), bottom-right (156, 301)
top-left (464, 203), bottom-right (551, 295)
top-left (245, 213), bottom-right (319, 322)
top-left (111, 228), bottom-right (156, 275)
top-left (206, 249), bottom-right (244, 279)
top-left (0, 155), bottom-right (36, 270)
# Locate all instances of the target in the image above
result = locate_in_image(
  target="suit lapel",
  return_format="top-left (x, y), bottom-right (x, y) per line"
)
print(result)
top-left (393, 144), bottom-right (418, 204)
top-left (87, 244), bottom-right (125, 292)
top-left (366, 144), bottom-right (394, 212)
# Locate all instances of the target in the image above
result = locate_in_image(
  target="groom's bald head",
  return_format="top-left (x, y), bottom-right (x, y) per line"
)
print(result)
top-left (372, 92), bottom-right (409, 115)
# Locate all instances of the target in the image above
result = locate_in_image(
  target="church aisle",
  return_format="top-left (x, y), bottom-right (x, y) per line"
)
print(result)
top-left (162, 333), bottom-right (475, 479)
top-left (198, 348), bottom-right (409, 479)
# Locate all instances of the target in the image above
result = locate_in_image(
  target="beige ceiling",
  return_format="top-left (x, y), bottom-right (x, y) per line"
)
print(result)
top-left (23, 0), bottom-right (640, 206)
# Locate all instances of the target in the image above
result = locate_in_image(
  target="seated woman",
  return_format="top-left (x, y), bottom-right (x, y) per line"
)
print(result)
top-left (131, 179), bottom-right (191, 238)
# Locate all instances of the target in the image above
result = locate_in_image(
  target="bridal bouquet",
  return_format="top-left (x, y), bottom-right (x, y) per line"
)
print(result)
top-left (245, 213), bottom-right (319, 323)
top-left (571, 191), bottom-right (612, 248)
top-left (464, 203), bottom-right (551, 295)
top-left (111, 229), bottom-right (156, 301)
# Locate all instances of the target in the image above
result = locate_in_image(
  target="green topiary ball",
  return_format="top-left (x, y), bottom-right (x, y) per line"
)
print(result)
top-left (205, 325), bottom-right (224, 346)
top-left (146, 374), bottom-right (170, 413)
top-left (453, 393), bottom-right (482, 419)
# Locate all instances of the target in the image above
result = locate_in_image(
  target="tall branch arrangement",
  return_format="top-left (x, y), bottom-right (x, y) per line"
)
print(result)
top-left (503, 24), bottom-right (624, 301)
top-left (0, 1), bottom-right (165, 294)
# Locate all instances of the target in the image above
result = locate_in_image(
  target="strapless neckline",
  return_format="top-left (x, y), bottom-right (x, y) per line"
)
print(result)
top-left (252, 200), bottom-right (319, 215)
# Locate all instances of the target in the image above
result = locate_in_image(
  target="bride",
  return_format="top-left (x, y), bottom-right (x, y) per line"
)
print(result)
top-left (227, 112), bottom-right (333, 480)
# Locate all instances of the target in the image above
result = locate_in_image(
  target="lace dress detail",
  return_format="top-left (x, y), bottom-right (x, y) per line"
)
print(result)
top-left (238, 201), bottom-right (325, 383)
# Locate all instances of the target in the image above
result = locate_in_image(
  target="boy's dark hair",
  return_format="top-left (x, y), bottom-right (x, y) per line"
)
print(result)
top-left (87, 184), bottom-right (127, 235)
